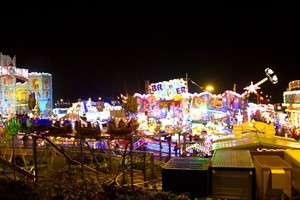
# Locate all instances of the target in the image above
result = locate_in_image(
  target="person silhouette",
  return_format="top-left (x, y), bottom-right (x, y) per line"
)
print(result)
top-left (173, 142), bottom-right (179, 157)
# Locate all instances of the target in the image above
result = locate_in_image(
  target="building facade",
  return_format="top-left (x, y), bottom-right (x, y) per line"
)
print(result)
top-left (0, 52), bottom-right (53, 117)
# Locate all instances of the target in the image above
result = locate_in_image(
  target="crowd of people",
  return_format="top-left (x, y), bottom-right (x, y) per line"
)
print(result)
top-left (275, 125), bottom-right (300, 141)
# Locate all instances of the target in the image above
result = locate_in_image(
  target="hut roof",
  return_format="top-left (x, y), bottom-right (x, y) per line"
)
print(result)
top-left (212, 132), bottom-right (300, 151)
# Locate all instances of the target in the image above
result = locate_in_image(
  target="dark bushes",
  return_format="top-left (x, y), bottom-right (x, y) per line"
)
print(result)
top-left (0, 168), bottom-right (190, 200)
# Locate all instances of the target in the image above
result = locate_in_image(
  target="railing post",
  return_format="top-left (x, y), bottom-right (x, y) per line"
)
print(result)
top-left (130, 134), bottom-right (134, 190)
top-left (32, 136), bottom-right (38, 181)
top-left (178, 131), bottom-right (181, 155)
top-left (150, 153), bottom-right (154, 179)
top-left (80, 137), bottom-right (84, 176)
top-left (167, 134), bottom-right (172, 161)
top-left (143, 152), bottom-right (147, 187)
top-left (183, 131), bottom-right (187, 157)
top-left (12, 133), bottom-right (16, 180)
top-left (159, 134), bottom-right (162, 161)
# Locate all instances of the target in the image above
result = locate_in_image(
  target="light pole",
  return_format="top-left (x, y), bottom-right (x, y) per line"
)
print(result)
top-left (189, 78), bottom-right (215, 93)
top-left (205, 85), bottom-right (214, 92)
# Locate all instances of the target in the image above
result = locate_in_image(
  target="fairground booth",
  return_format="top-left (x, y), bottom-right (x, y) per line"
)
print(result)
top-left (133, 77), bottom-right (247, 156)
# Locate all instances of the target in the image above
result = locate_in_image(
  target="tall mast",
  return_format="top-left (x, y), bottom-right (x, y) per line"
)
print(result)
top-left (145, 80), bottom-right (150, 94)
top-left (186, 73), bottom-right (189, 93)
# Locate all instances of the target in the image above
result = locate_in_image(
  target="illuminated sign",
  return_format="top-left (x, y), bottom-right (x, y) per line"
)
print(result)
top-left (284, 91), bottom-right (300, 104)
top-left (149, 78), bottom-right (187, 100)
top-left (288, 80), bottom-right (300, 90)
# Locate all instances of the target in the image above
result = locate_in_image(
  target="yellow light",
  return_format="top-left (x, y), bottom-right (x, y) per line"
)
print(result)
top-left (205, 85), bottom-right (214, 92)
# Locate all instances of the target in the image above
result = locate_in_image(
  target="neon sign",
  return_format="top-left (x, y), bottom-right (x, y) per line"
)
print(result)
top-left (288, 80), bottom-right (300, 90)
top-left (149, 78), bottom-right (187, 100)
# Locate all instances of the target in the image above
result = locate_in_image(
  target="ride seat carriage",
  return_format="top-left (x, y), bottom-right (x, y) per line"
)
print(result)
top-left (74, 120), bottom-right (101, 136)
top-left (106, 118), bottom-right (139, 140)
top-left (48, 120), bottom-right (73, 135)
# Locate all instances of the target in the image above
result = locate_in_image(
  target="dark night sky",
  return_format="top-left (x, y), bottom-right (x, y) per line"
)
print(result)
top-left (1, 1), bottom-right (299, 103)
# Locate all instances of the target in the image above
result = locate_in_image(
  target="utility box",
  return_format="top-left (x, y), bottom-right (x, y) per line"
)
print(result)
top-left (253, 155), bottom-right (292, 200)
top-left (162, 157), bottom-right (211, 199)
top-left (284, 149), bottom-right (300, 190)
top-left (211, 149), bottom-right (255, 200)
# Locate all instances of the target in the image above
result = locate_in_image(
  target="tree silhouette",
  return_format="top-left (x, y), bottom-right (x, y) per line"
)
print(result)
top-left (28, 92), bottom-right (36, 110)
top-left (124, 95), bottom-right (138, 114)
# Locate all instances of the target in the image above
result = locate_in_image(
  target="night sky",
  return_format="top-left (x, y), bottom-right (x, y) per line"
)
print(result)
top-left (1, 2), bottom-right (299, 103)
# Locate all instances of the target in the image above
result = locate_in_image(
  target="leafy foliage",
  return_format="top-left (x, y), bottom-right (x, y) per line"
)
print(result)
top-left (124, 95), bottom-right (138, 114)
top-left (28, 92), bottom-right (36, 111)
top-left (4, 117), bottom-right (21, 139)
top-left (0, 177), bottom-right (39, 200)
top-left (1, 167), bottom-right (300, 199)
top-left (20, 118), bottom-right (35, 134)
top-left (0, 168), bottom-right (191, 200)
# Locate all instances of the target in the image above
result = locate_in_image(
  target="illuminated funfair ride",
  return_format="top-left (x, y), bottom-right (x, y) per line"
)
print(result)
top-left (241, 68), bottom-right (278, 103)
top-left (131, 68), bottom-right (279, 156)
top-left (228, 68), bottom-right (279, 138)
top-left (237, 68), bottom-right (278, 123)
